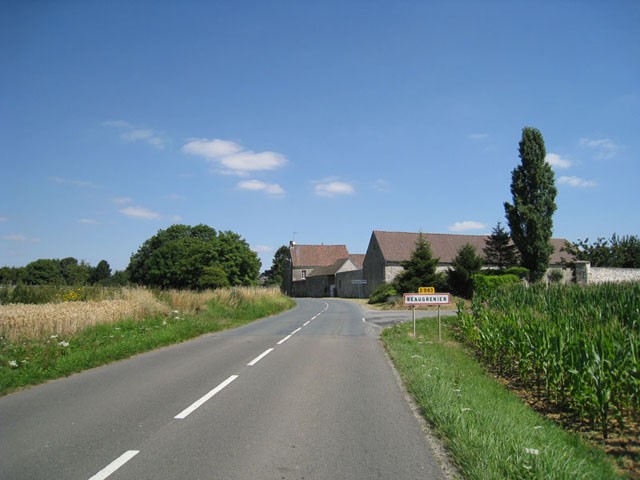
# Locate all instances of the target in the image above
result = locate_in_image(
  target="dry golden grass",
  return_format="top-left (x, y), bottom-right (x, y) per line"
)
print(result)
top-left (0, 286), bottom-right (286, 342)
top-left (0, 288), bottom-right (169, 341)
top-left (163, 286), bottom-right (284, 314)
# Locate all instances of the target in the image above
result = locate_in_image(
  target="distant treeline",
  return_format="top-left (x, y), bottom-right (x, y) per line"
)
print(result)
top-left (0, 258), bottom-right (127, 287)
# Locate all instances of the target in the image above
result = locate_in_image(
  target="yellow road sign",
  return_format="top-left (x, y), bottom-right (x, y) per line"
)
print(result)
top-left (418, 287), bottom-right (435, 294)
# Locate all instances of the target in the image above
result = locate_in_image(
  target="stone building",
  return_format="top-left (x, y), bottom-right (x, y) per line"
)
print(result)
top-left (284, 242), bottom-right (350, 297)
top-left (362, 230), bottom-right (572, 295)
top-left (306, 254), bottom-right (365, 298)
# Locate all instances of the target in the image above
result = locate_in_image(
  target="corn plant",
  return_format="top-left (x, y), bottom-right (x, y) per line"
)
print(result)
top-left (457, 282), bottom-right (640, 440)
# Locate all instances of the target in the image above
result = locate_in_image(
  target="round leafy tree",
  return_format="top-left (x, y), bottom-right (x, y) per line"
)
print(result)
top-left (127, 224), bottom-right (260, 289)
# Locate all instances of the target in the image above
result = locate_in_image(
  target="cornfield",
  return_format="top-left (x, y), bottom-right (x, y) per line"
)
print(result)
top-left (458, 282), bottom-right (640, 440)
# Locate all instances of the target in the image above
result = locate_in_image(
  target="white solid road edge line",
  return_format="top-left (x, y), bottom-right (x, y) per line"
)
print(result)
top-left (88, 450), bottom-right (139, 480)
top-left (174, 375), bottom-right (239, 419)
top-left (248, 348), bottom-right (274, 366)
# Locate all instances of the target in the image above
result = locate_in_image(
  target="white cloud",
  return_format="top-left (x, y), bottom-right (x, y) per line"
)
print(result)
top-left (314, 179), bottom-right (355, 198)
top-left (113, 197), bottom-right (133, 206)
top-left (579, 137), bottom-right (621, 160)
top-left (558, 176), bottom-right (597, 188)
top-left (546, 153), bottom-right (572, 169)
top-left (372, 179), bottom-right (390, 192)
top-left (79, 218), bottom-right (100, 225)
top-left (181, 139), bottom-right (242, 158)
top-left (181, 138), bottom-right (287, 176)
top-left (2, 234), bottom-right (39, 243)
top-left (103, 120), bottom-right (132, 129)
top-left (238, 180), bottom-right (285, 196)
top-left (252, 245), bottom-right (273, 254)
top-left (448, 221), bottom-right (487, 232)
top-left (119, 206), bottom-right (162, 220)
top-left (104, 120), bottom-right (166, 149)
top-left (468, 133), bottom-right (489, 141)
top-left (165, 193), bottom-right (186, 201)
top-left (50, 176), bottom-right (100, 189)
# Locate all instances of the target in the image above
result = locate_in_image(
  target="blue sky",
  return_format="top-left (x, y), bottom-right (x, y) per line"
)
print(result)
top-left (1, 1), bottom-right (639, 272)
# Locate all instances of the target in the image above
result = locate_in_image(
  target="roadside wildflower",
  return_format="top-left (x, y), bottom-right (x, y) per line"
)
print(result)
top-left (461, 407), bottom-right (471, 412)
top-left (59, 341), bottom-right (69, 347)
top-left (50, 334), bottom-right (58, 339)
top-left (8, 360), bottom-right (18, 368)
top-left (525, 448), bottom-right (540, 455)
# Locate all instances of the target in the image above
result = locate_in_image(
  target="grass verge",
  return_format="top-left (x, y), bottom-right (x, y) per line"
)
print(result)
top-left (0, 288), bottom-right (294, 396)
top-left (381, 316), bottom-right (623, 479)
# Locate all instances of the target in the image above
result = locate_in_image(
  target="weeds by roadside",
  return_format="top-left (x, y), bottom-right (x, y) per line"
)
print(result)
top-left (382, 316), bottom-right (623, 480)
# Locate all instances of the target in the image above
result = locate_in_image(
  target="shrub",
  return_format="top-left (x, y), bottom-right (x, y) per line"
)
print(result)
top-left (369, 283), bottom-right (398, 304)
top-left (472, 274), bottom-right (520, 296)
top-left (547, 269), bottom-right (564, 283)
top-left (503, 266), bottom-right (529, 279)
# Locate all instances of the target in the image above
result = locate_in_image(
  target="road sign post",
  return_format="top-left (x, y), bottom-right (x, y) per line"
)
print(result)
top-left (403, 292), bottom-right (450, 341)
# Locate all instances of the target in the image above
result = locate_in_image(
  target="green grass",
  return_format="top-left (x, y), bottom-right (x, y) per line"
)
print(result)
top-left (382, 316), bottom-right (623, 480)
top-left (0, 292), bottom-right (294, 396)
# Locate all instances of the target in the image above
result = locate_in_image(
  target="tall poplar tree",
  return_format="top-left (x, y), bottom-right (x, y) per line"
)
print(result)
top-left (504, 127), bottom-right (557, 282)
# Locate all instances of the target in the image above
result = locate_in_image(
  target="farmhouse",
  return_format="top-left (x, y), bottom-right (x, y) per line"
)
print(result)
top-left (306, 254), bottom-right (365, 298)
top-left (284, 242), bottom-right (350, 297)
top-left (285, 231), bottom-right (573, 298)
top-left (362, 230), bottom-right (572, 296)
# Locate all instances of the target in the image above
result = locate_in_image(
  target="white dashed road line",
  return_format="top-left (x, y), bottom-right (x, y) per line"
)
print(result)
top-left (247, 348), bottom-right (274, 366)
top-left (88, 304), bottom-right (330, 479)
top-left (174, 375), bottom-right (239, 419)
top-left (88, 450), bottom-right (139, 480)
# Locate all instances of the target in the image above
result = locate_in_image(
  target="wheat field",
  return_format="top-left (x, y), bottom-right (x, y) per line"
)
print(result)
top-left (0, 286), bottom-right (285, 342)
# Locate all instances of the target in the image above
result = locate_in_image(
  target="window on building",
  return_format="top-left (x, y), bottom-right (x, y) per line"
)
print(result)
top-left (301, 270), bottom-right (307, 279)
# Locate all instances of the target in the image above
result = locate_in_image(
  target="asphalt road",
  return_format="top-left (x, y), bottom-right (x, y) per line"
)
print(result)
top-left (0, 299), bottom-right (448, 480)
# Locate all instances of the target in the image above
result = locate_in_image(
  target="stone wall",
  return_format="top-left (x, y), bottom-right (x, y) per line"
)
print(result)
top-left (574, 261), bottom-right (640, 284)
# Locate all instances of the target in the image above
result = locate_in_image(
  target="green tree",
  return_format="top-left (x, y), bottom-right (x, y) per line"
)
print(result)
top-left (504, 127), bottom-right (557, 282)
top-left (447, 243), bottom-right (484, 298)
top-left (483, 221), bottom-right (519, 270)
top-left (109, 270), bottom-right (129, 286)
top-left (564, 233), bottom-right (640, 268)
top-left (24, 259), bottom-right (65, 285)
top-left (90, 260), bottom-right (112, 284)
top-left (60, 257), bottom-right (92, 285)
top-left (216, 230), bottom-right (261, 286)
top-left (127, 224), bottom-right (260, 289)
top-left (199, 265), bottom-right (231, 289)
top-left (263, 245), bottom-right (289, 289)
top-left (393, 234), bottom-right (444, 294)
top-left (0, 266), bottom-right (25, 285)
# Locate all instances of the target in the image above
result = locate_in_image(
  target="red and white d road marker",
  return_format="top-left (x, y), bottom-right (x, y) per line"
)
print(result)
top-left (403, 293), bottom-right (450, 305)
top-left (403, 292), bottom-right (451, 341)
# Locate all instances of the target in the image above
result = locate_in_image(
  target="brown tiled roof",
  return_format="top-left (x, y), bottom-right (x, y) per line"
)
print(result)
top-left (349, 254), bottom-right (365, 269)
top-left (307, 254), bottom-right (365, 278)
top-left (290, 244), bottom-right (349, 268)
top-left (372, 230), bottom-right (571, 265)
